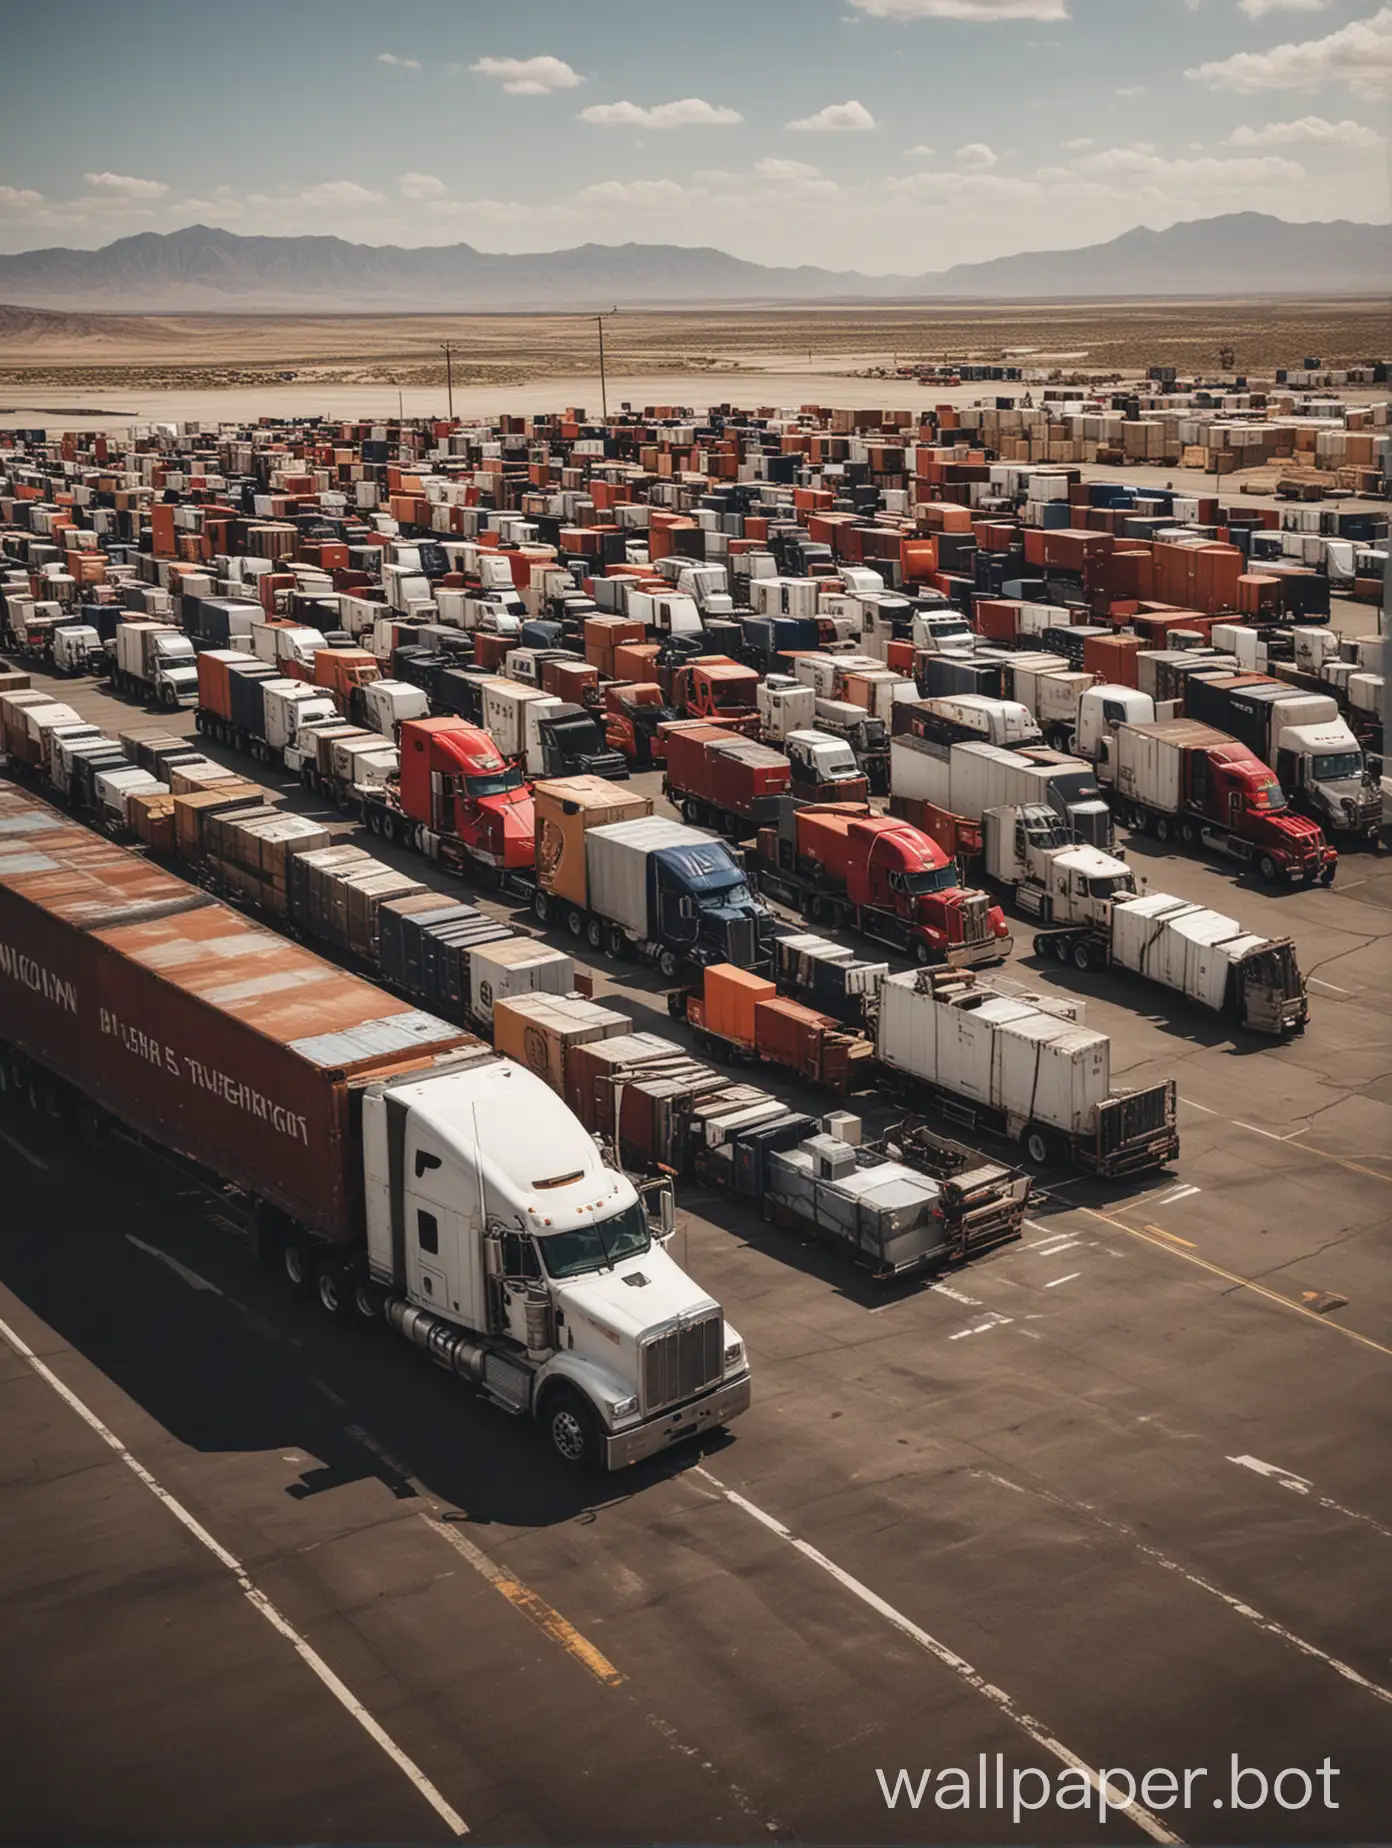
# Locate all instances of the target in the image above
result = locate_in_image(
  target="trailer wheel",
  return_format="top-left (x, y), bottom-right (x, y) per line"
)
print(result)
top-left (1033, 935), bottom-right (1050, 959)
top-left (314, 1259), bottom-right (352, 1322)
top-left (1072, 941), bottom-right (1094, 973)
top-left (1179, 819), bottom-right (1197, 845)
top-left (531, 889), bottom-right (551, 924)
top-left (542, 1386), bottom-right (600, 1470)
top-left (380, 811), bottom-right (397, 844)
top-left (823, 901), bottom-right (845, 931)
top-left (566, 907), bottom-right (585, 939)
top-left (585, 916), bottom-right (604, 951)
top-left (682, 799), bottom-right (701, 826)
top-left (1257, 853), bottom-right (1279, 885)
top-left (658, 949), bottom-right (680, 981)
top-left (606, 927), bottom-right (627, 961)
top-left (281, 1235), bottom-right (314, 1297)
top-left (194, 710), bottom-right (205, 734)
top-left (1154, 816), bottom-right (1171, 844)
top-left (365, 807), bottom-right (382, 835)
top-left (1021, 1125), bottom-right (1055, 1168)
top-left (1053, 937), bottom-right (1071, 965)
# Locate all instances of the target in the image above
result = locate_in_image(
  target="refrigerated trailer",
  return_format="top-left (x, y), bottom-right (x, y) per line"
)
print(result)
top-left (0, 783), bottom-right (750, 1469)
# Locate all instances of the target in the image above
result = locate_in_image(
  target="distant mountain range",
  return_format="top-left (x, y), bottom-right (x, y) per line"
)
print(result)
top-left (0, 215), bottom-right (1385, 311)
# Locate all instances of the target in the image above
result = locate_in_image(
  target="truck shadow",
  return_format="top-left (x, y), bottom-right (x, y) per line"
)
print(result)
top-left (0, 1102), bottom-right (735, 1534)
top-left (1018, 948), bottom-right (1277, 1056)
top-left (1117, 827), bottom-right (1325, 904)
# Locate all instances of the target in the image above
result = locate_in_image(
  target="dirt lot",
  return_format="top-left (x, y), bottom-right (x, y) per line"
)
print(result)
top-left (0, 297), bottom-right (1384, 397)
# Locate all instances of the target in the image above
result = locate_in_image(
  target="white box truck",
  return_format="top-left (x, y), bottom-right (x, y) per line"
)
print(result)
top-left (111, 620), bottom-right (198, 709)
top-left (874, 967), bottom-right (1179, 1173)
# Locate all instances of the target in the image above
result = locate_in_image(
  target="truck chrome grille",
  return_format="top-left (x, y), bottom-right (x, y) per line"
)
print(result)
top-left (960, 894), bottom-right (990, 944)
top-left (640, 1310), bottom-right (724, 1413)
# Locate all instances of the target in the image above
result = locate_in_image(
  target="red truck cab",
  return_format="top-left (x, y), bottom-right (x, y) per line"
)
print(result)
top-left (604, 682), bottom-right (676, 768)
top-left (670, 658), bottom-right (761, 734)
top-left (397, 715), bottom-right (535, 871)
top-left (1189, 739), bottom-right (1334, 885)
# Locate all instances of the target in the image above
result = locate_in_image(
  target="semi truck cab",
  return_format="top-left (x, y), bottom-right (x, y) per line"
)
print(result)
top-left (1190, 745), bottom-right (1334, 883)
top-left (604, 683), bottom-right (676, 769)
top-left (395, 717), bottom-right (536, 870)
top-left (984, 804), bottom-right (1137, 924)
top-left (655, 841), bottom-right (773, 971)
top-left (785, 730), bottom-right (869, 802)
top-left (537, 703), bottom-right (629, 781)
top-left (364, 1057), bottom-right (754, 1468)
top-left (1275, 718), bottom-right (1382, 842)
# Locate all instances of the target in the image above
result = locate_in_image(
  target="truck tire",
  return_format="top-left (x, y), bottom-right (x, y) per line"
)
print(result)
top-left (1179, 819), bottom-right (1197, 846)
top-left (566, 906), bottom-right (585, 938)
top-left (542, 1386), bottom-right (600, 1470)
top-left (658, 949), bottom-right (680, 981)
top-left (606, 927), bottom-right (627, 961)
top-left (913, 939), bottom-right (939, 967)
top-left (1033, 934), bottom-right (1051, 959)
top-left (281, 1233), bottom-right (315, 1297)
top-left (314, 1258), bottom-right (352, 1322)
top-left (1318, 862), bottom-right (1336, 888)
top-left (532, 889), bottom-right (551, 925)
top-left (352, 1276), bottom-right (386, 1325)
top-left (380, 811), bottom-right (397, 844)
top-left (585, 916), bottom-right (604, 951)
top-left (1257, 853), bottom-right (1279, 885)
top-left (1020, 1124), bottom-right (1056, 1168)
top-left (1072, 941), bottom-right (1094, 972)
top-left (1154, 816), bottom-right (1171, 844)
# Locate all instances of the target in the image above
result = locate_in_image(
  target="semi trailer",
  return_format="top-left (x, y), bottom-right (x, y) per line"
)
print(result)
top-left (0, 781), bottom-right (749, 1471)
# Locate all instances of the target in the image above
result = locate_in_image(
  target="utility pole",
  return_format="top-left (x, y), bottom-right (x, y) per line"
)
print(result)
top-left (441, 341), bottom-right (455, 420)
top-left (596, 306), bottom-right (617, 421)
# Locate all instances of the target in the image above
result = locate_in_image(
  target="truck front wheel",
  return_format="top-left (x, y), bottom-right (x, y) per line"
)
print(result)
top-left (1257, 853), bottom-right (1279, 884)
top-left (658, 949), bottom-right (680, 981)
top-left (542, 1386), bottom-right (600, 1470)
top-left (913, 939), bottom-right (940, 967)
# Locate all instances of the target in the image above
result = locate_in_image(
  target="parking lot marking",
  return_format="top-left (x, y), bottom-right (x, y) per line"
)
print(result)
top-left (0, 1128), bottom-right (49, 1171)
top-left (694, 1467), bottom-right (1180, 1844)
top-left (1308, 978), bottom-right (1352, 995)
top-left (1228, 1455), bottom-right (1392, 1542)
top-left (1081, 1210), bottom-right (1392, 1361)
top-left (0, 1313), bottom-right (470, 1837)
top-left (1228, 1123), bottom-right (1391, 1183)
top-left (1144, 1224), bottom-right (1196, 1248)
top-left (977, 1470), bottom-right (1392, 1709)
top-left (126, 1235), bottom-right (223, 1295)
top-left (1044, 1273), bottom-right (1080, 1289)
top-left (1156, 1185), bottom-right (1200, 1206)
top-left (1178, 1097), bottom-right (1219, 1114)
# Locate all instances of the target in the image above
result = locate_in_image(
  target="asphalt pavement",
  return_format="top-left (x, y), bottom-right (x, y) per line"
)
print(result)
top-left (1, 645), bottom-right (1389, 1844)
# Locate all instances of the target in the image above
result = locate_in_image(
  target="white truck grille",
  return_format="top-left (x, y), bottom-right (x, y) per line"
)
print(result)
top-left (640, 1310), bottom-right (723, 1413)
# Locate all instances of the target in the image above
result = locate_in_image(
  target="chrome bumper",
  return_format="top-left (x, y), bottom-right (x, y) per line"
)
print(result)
top-left (603, 1372), bottom-right (752, 1470)
top-left (947, 934), bottom-right (1013, 968)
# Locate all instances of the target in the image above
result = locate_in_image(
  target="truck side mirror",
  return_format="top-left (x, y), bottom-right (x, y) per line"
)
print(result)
top-left (657, 1186), bottom-right (676, 1242)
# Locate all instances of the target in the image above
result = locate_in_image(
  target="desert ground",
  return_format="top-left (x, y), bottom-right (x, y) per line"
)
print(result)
top-left (0, 298), bottom-right (1385, 428)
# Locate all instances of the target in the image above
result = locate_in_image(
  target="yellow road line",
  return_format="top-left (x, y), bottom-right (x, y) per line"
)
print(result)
top-left (1143, 1222), bottom-right (1195, 1248)
top-left (430, 1517), bottom-right (625, 1688)
top-left (343, 1421), bottom-right (624, 1688)
top-left (1081, 1209), bottom-right (1392, 1362)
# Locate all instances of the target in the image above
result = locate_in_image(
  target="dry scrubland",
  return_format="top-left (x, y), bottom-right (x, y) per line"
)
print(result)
top-left (0, 298), bottom-right (1384, 396)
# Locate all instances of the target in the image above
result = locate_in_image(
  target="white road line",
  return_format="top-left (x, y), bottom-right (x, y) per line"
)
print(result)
top-left (1231, 1121), bottom-right (1291, 1141)
top-left (1228, 1454), bottom-right (1392, 1543)
top-left (1156, 1185), bottom-right (1199, 1206)
top-left (693, 1466), bottom-right (1180, 1845)
top-left (930, 1283), bottom-right (983, 1307)
top-left (1031, 1238), bottom-right (1079, 1258)
top-left (977, 1470), bottom-right (1392, 1711)
top-left (126, 1235), bottom-right (223, 1296)
top-left (949, 1317), bottom-right (1013, 1340)
top-left (1308, 978), bottom-right (1351, 995)
top-left (1178, 1097), bottom-right (1219, 1115)
top-left (0, 1313), bottom-right (469, 1837)
top-left (1044, 1273), bottom-right (1080, 1289)
top-left (0, 1127), bottom-right (49, 1171)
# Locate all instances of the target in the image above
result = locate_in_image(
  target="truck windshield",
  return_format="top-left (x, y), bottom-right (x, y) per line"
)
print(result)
top-left (465, 767), bottom-right (525, 797)
top-left (1311, 752), bottom-right (1364, 782)
top-left (539, 1200), bottom-right (651, 1279)
top-left (903, 866), bottom-right (958, 896)
top-left (1249, 783), bottom-right (1288, 812)
top-left (1089, 874), bottom-right (1136, 899)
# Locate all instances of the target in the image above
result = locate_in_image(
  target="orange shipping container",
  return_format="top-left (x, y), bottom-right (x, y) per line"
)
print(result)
top-left (702, 965), bottom-right (775, 1049)
top-left (533, 775), bottom-right (652, 907)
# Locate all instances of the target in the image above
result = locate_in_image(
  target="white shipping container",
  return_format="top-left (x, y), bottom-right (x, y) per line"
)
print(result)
top-left (1109, 893), bottom-right (1263, 1014)
top-left (468, 938), bottom-right (574, 1029)
top-left (757, 680), bottom-right (816, 740)
top-left (584, 815), bottom-right (716, 939)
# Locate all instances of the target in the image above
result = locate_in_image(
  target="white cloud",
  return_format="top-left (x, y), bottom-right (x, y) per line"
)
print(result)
top-left (1228, 113), bottom-right (1384, 144)
top-left (0, 185), bottom-right (44, 209)
top-left (470, 55), bottom-right (582, 95)
top-left (1069, 146), bottom-right (1305, 187)
top-left (904, 142), bottom-right (937, 156)
top-left (955, 140), bottom-right (998, 169)
top-left (377, 52), bottom-right (421, 70)
top-left (1237, 0), bottom-right (1331, 17)
top-left (754, 158), bottom-right (823, 180)
top-left (83, 172), bottom-right (169, 199)
top-left (299, 180), bottom-right (386, 207)
top-left (847, 0), bottom-right (1069, 18)
top-left (397, 171), bottom-right (449, 199)
top-left (575, 178), bottom-right (698, 207)
top-left (1115, 85), bottom-right (1147, 98)
top-left (580, 97), bottom-right (742, 128)
top-left (1188, 6), bottom-right (1392, 97)
top-left (786, 99), bottom-right (877, 131)
top-left (424, 198), bottom-right (535, 221)
top-left (1061, 136), bottom-right (1094, 149)
top-left (883, 169), bottom-right (1039, 199)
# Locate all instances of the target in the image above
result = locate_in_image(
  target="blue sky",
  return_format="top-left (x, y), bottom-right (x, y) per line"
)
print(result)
top-left (1, 0), bottom-right (1387, 267)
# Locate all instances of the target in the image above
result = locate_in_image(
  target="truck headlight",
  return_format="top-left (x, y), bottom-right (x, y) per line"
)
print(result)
top-left (724, 1339), bottom-right (745, 1371)
top-left (609, 1395), bottom-right (638, 1420)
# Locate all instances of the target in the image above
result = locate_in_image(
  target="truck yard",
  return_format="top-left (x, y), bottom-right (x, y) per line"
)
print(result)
top-left (3, 627), bottom-right (1390, 1843)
